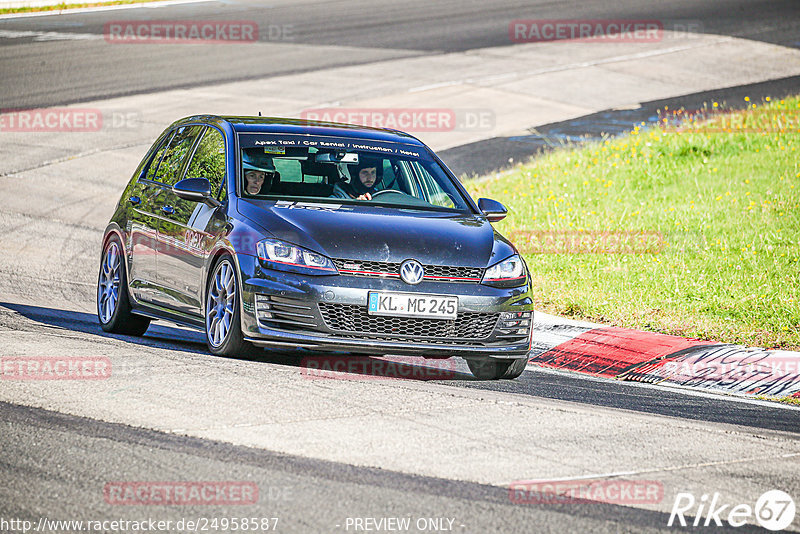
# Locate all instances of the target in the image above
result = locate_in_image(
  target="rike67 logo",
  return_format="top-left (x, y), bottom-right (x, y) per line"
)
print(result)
top-left (669, 490), bottom-right (796, 531)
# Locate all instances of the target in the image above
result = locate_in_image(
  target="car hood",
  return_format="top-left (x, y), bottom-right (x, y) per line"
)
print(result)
top-left (236, 199), bottom-right (512, 267)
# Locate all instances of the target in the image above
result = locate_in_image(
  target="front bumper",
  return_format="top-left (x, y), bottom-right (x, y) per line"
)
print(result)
top-left (237, 254), bottom-right (534, 359)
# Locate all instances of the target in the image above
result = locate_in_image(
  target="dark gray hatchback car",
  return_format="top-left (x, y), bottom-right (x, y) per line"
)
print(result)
top-left (97, 116), bottom-right (534, 379)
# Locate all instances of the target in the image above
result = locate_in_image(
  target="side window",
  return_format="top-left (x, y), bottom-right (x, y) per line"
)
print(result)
top-left (186, 127), bottom-right (227, 198)
top-left (396, 161), bottom-right (419, 197)
top-left (383, 159), bottom-right (396, 186)
top-left (410, 161), bottom-right (455, 208)
top-left (153, 125), bottom-right (203, 186)
top-left (143, 130), bottom-right (175, 182)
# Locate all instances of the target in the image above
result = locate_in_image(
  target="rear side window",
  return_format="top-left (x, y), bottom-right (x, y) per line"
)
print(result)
top-left (149, 125), bottom-right (203, 186)
top-left (186, 126), bottom-right (227, 199)
top-left (273, 159), bottom-right (302, 182)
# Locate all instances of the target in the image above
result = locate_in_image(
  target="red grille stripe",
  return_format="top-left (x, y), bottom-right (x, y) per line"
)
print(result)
top-left (339, 270), bottom-right (480, 282)
top-left (339, 269), bottom-right (400, 277)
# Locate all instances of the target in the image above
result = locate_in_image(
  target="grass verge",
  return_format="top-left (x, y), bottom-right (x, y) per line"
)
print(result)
top-left (777, 396), bottom-right (800, 406)
top-left (467, 96), bottom-right (800, 350)
top-left (0, 0), bottom-right (162, 15)
top-left (757, 395), bottom-right (800, 406)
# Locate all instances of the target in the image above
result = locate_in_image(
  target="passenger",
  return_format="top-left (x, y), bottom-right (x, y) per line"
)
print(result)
top-left (242, 151), bottom-right (278, 196)
top-left (331, 157), bottom-right (381, 200)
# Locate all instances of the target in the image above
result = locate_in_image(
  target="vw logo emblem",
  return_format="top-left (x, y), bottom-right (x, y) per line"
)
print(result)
top-left (400, 259), bottom-right (424, 285)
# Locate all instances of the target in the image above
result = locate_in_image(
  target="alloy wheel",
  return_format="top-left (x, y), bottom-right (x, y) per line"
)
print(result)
top-left (206, 260), bottom-right (236, 347)
top-left (97, 241), bottom-right (121, 323)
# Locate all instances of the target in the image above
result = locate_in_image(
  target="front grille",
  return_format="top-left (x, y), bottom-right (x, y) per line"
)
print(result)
top-left (332, 259), bottom-right (483, 282)
top-left (424, 264), bottom-right (483, 280)
top-left (318, 303), bottom-right (498, 341)
top-left (333, 259), bottom-right (394, 274)
top-left (255, 294), bottom-right (318, 330)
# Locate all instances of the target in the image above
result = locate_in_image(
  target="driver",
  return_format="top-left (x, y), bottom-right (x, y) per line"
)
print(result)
top-left (242, 150), bottom-right (278, 196)
top-left (331, 157), bottom-right (382, 200)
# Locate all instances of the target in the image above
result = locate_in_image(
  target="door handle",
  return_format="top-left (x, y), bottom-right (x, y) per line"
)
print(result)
top-left (161, 205), bottom-right (175, 215)
top-left (128, 196), bottom-right (141, 205)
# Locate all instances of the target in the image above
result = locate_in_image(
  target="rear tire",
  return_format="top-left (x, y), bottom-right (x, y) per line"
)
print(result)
top-left (97, 234), bottom-right (150, 336)
top-left (205, 254), bottom-right (258, 358)
top-left (466, 356), bottom-right (528, 380)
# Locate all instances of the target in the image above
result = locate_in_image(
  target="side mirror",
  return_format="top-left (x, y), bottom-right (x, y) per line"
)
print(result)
top-left (173, 178), bottom-right (221, 207)
top-left (478, 198), bottom-right (507, 222)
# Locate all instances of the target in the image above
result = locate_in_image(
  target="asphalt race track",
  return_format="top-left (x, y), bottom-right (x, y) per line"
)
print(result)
top-left (1, 1), bottom-right (800, 532)
top-left (1, 0), bottom-right (799, 109)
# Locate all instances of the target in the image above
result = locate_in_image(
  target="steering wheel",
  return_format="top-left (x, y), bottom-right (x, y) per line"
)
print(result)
top-left (370, 189), bottom-right (407, 198)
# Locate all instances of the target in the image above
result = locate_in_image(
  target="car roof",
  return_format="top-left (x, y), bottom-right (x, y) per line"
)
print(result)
top-left (171, 115), bottom-right (427, 146)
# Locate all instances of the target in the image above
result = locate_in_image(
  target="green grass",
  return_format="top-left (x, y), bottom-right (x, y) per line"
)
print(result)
top-left (777, 396), bottom-right (800, 406)
top-left (0, 0), bottom-right (162, 14)
top-left (756, 394), bottom-right (800, 406)
top-left (467, 96), bottom-right (800, 350)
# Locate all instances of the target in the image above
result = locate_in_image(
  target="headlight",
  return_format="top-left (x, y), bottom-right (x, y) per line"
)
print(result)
top-left (482, 254), bottom-right (527, 288)
top-left (256, 238), bottom-right (338, 275)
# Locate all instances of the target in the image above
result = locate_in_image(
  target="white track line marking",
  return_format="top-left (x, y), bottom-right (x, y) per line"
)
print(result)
top-left (499, 452), bottom-right (800, 486)
top-left (0, 28), bottom-right (101, 40)
top-left (409, 38), bottom-right (734, 93)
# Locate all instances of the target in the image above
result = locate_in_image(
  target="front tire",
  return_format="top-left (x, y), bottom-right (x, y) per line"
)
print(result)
top-left (97, 235), bottom-right (150, 336)
top-left (466, 356), bottom-right (528, 380)
top-left (205, 254), bottom-right (257, 357)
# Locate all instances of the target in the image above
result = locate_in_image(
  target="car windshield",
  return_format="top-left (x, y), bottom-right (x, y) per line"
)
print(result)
top-left (237, 133), bottom-right (472, 212)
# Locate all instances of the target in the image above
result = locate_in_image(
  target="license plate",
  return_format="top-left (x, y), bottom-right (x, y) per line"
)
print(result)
top-left (367, 292), bottom-right (458, 319)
